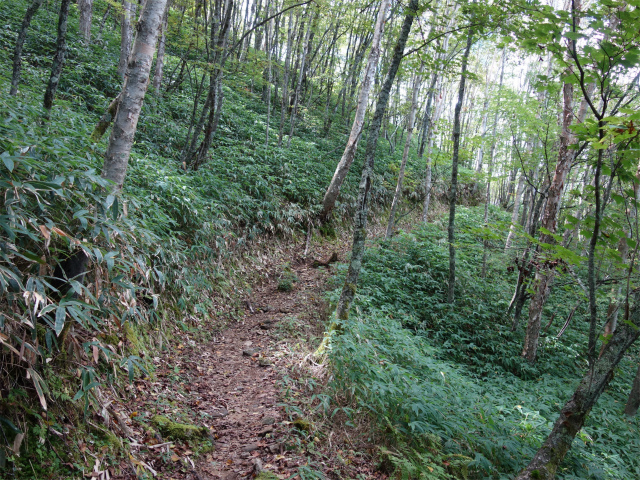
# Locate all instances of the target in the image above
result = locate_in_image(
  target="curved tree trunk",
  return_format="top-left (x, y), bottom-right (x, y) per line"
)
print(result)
top-left (447, 26), bottom-right (474, 304)
top-left (335, 0), bottom-right (419, 321)
top-left (43, 0), bottom-right (71, 113)
top-left (10, 0), bottom-right (44, 96)
top-left (515, 296), bottom-right (640, 479)
top-left (102, 0), bottom-right (169, 189)
top-left (320, 0), bottom-right (389, 220)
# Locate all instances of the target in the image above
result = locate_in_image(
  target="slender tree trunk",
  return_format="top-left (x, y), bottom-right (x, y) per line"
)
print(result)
top-left (287, 9), bottom-right (315, 148)
top-left (481, 48), bottom-right (506, 278)
top-left (153, 2), bottom-right (170, 95)
top-left (386, 68), bottom-right (422, 239)
top-left (320, 0), bottom-right (389, 219)
top-left (505, 173), bottom-right (525, 251)
top-left (117, 1), bottom-right (133, 80)
top-left (102, 0), bottom-right (168, 189)
top-left (78, 0), bottom-right (93, 43)
top-left (447, 26), bottom-right (474, 304)
top-left (625, 363), bottom-right (640, 416)
top-left (264, 4), bottom-right (273, 146)
top-left (278, 10), bottom-right (296, 147)
top-left (43, 0), bottom-right (71, 113)
top-left (419, 73), bottom-right (439, 222)
top-left (515, 296), bottom-right (640, 479)
top-left (335, 0), bottom-right (419, 321)
top-left (522, 1), bottom-right (583, 363)
top-left (10, 0), bottom-right (44, 96)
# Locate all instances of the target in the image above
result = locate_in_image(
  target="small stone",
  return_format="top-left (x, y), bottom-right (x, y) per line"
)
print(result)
top-left (266, 444), bottom-right (280, 454)
top-left (241, 443), bottom-right (260, 452)
top-left (243, 348), bottom-right (259, 356)
top-left (258, 427), bottom-right (273, 437)
top-left (258, 357), bottom-right (272, 367)
top-left (211, 407), bottom-right (228, 418)
top-left (261, 417), bottom-right (276, 425)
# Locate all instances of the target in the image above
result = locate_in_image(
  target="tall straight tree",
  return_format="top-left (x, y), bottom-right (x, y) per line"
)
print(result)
top-left (447, 26), bottom-right (474, 304)
top-left (10, 0), bottom-right (44, 96)
top-left (335, 0), bottom-right (420, 321)
top-left (102, 0), bottom-right (169, 188)
top-left (320, 0), bottom-right (390, 220)
top-left (117, 1), bottom-right (134, 80)
top-left (386, 66), bottom-right (422, 239)
top-left (43, 0), bottom-right (71, 113)
top-left (78, 0), bottom-right (93, 43)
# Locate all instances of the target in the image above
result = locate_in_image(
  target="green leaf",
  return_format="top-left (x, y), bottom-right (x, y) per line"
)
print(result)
top-left (1, 153), bottom-right (14, 172)
top-left (55, 307), bottom-right (66, 336)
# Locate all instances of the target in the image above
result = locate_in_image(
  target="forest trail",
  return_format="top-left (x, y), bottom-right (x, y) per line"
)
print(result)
top-left (119, 238), bottom-right (348, 480)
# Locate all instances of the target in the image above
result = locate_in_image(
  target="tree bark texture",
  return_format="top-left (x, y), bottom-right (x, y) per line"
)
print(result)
top-left (117, 1), bottom-right (133, 80)
top-left (78, 0), bottom-right (93, 42)
top-left (447, 27), bottom-right (474, 304)
top-left (43, 0), bottom-right (71, 112)
top-left (625, 363), bottom-right (640, 416)
top-left (515, 293), bottom-right (640, 479)
top-left (335, 0), bottom-right (419, 321)
top-left (320, 0), bottom-right (389, 220)
top-left (153, 2), bottom-right (170, 95)
top-left (102, 0), bottom-right (168, 188)
top-left (10, 0), bottom-right (44, 96)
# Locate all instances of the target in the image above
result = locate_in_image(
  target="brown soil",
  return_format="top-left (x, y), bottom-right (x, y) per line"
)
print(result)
top-left (110, 236), bottom-right (382, 479)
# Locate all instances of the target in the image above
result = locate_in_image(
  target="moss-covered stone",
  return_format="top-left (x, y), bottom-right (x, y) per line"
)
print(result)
top-left (292, 417), bottom-right (313, 433)
top-left (151, 415), bottom-right (209, 441)
top-left (255, 471), bottom-right (279, 480)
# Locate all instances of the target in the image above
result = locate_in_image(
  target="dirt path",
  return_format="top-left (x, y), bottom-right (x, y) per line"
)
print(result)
top-left (116, 240), bottom-right (346, 480)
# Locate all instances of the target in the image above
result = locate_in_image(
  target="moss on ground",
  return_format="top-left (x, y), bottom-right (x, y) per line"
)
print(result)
top-left (151, 415), bottom-right (209, 441)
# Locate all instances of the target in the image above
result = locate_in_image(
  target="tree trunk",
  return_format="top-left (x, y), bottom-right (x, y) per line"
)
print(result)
top-left (91, 93), bottom-right (122, 142)
top-left (386, 67), bottom-right (422, 239)
top-left (335, 0), bottom-right (419, 321)
top-left (10, 0), bottom-right (44, 96)
top-left (153, 1), bottom-right (170, 95)
top-left (515, 296), bottom-right (640, 479)
top-left (286, 8), bottom-right (316, 148)
top-left (117, 1), bottom-right (133, 80)
top-left (78, 0), bottom-right (93, 43)
top-left (43, 0), bottom-right (71, 113)
top-left (447, 26), bottom-right (474, 304)
top-left (102, 0), bottom-right (168, 189)
top-left (419, 72), bottom-right (438, 222)
top-left (481, 48), bottom-right (506, 278)
top-left (505, 173), bottom-right (525, 251)
top-left (625, 363), bottom-right (640, 417)
top-left (320, 0), bottom-right (389, 220)
top-left (522, 1), bottom-right (582, 363)
top-left (278, 10), bottom-right (296, 147)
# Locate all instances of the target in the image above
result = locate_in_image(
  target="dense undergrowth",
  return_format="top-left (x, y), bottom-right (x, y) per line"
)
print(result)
top-left (0, 1), bottom-right (442, 476)
top-left (325, 207), bottom-right (640, 480)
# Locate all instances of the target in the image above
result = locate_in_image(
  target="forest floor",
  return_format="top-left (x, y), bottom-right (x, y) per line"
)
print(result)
top-left (108, 233), bottom-right (384, 480)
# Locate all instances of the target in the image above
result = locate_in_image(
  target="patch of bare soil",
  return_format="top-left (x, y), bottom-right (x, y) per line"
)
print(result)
top-left (110, 236), bottom-right (381, 480)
